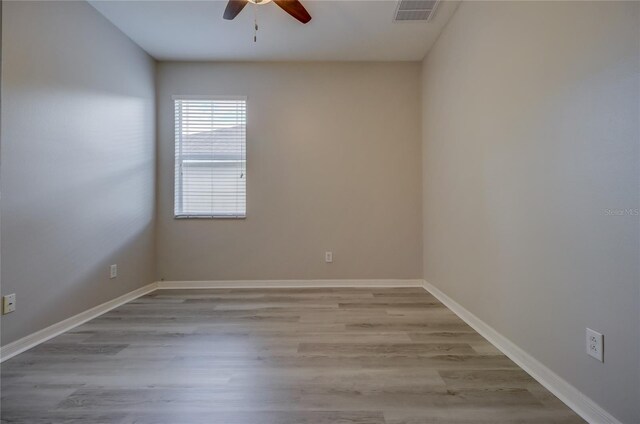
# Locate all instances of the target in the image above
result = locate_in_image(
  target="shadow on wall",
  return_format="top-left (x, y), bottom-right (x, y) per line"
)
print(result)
top-left (1, 90), bottom-right (156, 346)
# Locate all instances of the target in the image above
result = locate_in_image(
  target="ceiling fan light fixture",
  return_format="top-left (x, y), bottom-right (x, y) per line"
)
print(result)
top-left (247, 0), bottom-right (273, 4)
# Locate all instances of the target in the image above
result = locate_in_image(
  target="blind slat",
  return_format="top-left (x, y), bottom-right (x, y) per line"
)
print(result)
top-left (174, 97), bottom-right (247, 218)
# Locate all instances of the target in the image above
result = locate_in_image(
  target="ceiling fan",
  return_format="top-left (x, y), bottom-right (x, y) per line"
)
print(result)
top-left (223, 0), bottom-right (312, 24)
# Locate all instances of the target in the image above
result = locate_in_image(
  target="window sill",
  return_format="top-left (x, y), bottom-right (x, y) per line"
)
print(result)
top-left (174, 215), bottom-right (247, 220)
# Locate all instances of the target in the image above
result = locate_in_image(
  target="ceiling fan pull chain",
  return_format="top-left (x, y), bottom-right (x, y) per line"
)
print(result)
top-left (253, 4), bottom-right (258, 42)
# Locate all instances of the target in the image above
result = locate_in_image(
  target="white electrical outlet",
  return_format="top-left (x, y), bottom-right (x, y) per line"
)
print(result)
top-left (325, 251), bottom-right (333, 263)
top-left (586, 328), bottom-right (603, 362)
top-left (3, 294), bottom-right (16, 314)
top-left (110, 264), bottom-right (118, 279)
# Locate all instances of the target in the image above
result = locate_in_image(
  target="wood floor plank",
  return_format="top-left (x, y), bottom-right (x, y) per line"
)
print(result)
top-left (0, 288), bottom-right (584, 423)
top-left (297, 342), bottom-right (476, 356)
top-left (119, 410), bottom-right (387, 424)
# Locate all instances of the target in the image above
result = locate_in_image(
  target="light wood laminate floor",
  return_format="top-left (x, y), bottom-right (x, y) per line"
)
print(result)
top-left (1, 288), bottom-right (584, 423)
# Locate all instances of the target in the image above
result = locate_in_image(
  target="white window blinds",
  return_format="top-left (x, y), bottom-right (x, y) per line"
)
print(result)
top-left (174, 96), bottom-right (247, 218)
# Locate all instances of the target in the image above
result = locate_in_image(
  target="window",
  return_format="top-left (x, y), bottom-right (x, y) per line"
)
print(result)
top-left (174, 96), bottom-right (247, 218)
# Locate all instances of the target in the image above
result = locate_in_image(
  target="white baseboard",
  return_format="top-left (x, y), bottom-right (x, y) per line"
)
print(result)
top-left (422, 280), bottom-right (622, 424)
top-left (0, 282), bottom-right (158, 362)
top-left (156, 279), bottom-right (424, 289)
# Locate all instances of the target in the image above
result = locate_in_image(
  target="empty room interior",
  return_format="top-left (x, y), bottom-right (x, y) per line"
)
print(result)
top-left (0, 0), bottom-right (639, 423)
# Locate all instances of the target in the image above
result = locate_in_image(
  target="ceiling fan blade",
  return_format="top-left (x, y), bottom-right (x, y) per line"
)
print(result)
top-left (273, 0), bottom-right (312, 24)
top-left (223, 0), bottom-right (248, 20)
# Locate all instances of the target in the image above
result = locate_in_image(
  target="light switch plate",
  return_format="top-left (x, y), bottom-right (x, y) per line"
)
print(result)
top-left (110, 264), bottom-right (118, 279)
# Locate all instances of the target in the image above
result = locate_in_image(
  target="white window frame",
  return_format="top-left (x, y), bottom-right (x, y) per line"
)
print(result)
top-left (173, 95), bottom-right (247, 219)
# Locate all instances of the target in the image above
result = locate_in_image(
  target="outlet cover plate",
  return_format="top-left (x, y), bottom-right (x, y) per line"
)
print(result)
top-left (3, 294), bottom-right (16, 314)
top-left (586, 328), bottom-right (603, 362)
top-left (325, 251), bottom-right (333, 263)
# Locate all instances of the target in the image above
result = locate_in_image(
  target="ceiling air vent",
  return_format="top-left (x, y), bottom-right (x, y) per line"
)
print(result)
top-left (394, 0), bottom-right (440, 22)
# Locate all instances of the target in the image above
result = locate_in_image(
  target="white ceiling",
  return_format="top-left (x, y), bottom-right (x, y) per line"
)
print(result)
top-left (88, 0), bottom-right (460, 61)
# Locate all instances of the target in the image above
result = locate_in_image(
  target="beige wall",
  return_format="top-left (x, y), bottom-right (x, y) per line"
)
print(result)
top-left (1, 1), bottom-right (156, 345)
top-left (421, 1), bottom-right (639, 423)
top-left (156, 62), bottom-right (422, 281)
